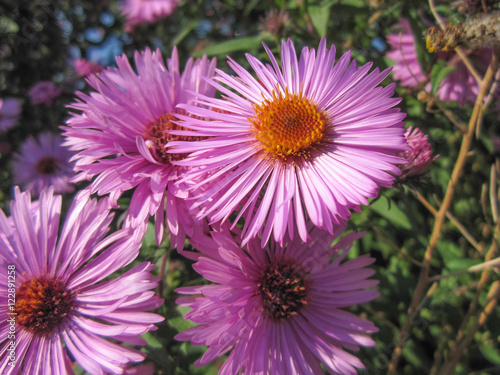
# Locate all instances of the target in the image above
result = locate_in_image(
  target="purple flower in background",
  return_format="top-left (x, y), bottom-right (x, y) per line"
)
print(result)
top-left (0, 98), bottom-right (21, 133)
top-left (386, 19), bottom-right (428, 88)
top-left (12, 133), bottom-right (75, 196)
top-left (29, 81), bottom-right (62, 106)
top-left (398, 126), bottom-right (439, 180)
top-left (121, 0), bottom-right (181, 31)
top-left (0, 187), bottom-right (164, 374)
top-left (386, 18), bottom-right (492, 105)
top-left (63, 48), bottom-right (216, 248)
top-left (169, 38), bottom-right (408, 246)
top-left (176, 226), bottom-right (379, 374)
top-left (73, 58), bottom-right (104, 77)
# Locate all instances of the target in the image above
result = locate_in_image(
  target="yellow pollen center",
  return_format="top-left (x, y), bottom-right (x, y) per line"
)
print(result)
top-left (250, 89), bottom-right (326, 160)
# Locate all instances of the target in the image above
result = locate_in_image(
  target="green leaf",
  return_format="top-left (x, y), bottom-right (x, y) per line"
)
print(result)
top-left (0, 17), bottom-right (19, 33)
top-left (308, 3), bottom-right (330, 37)
top-left (143, 332), bottom-right (176, 371)
top-left (445, 258), bottom-right (481, 272)
top-left (168, 306), bottom-right (197, 332)
top-left (171, 20), bottom-right (198, 47)
top-left (436, 241), bottom-right (462, 265)
top-left (339, 0), bottom-right (365, 6)
top-left (479, 344), bottom-right (500, 365)
top-left (192, 37), bottom-right (262, 57)
top-left (369, 197), bottom-right (412, 230)
top-left (430, 61), bottom-right (456, 95)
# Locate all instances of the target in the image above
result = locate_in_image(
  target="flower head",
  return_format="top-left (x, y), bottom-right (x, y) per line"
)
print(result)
top-left (12, 132), bottom-right (75, 196)
top-left (29, 81), bottom-right (62, 106)
top-left (0, 187), bottom-right (163, 374)
top-left (176, 226), bottom-right (379, 374)
top-left (397, 126), bottom-right (439, 180)
top-left (258, 9), bottom-right (290, 36)
top-left (73, 58), bottom-right (104, 77)
top-left (0, 98), bottom-right (21, 133)
top-left (386, 19), bottom-right (428, 88)
top-left (63, 48), bottom-right (217, 247)
top-left (121, 0), bottom-right (181, 31)
top-left (386, 18), bottom-right (492, 105)
top-left (170, 38), bottom-right (408, 245)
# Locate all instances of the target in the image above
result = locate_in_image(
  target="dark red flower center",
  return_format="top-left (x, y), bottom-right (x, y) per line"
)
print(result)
top-left (257, 258), bottom-right (311, 321)
top-left (147, 112), bottom-right (206, 164)
top-left (36, 157), bottom-right (60, 175)
top-left (15, 277), bottom-right (74, 335)
top-left (250, 88), bottom-right (326, 161)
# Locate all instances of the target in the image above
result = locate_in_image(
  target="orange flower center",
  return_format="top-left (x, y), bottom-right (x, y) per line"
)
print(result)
top-left (147, 112), bottom-right (205, 164)
top-left (250, 89), bottom-right (326, 160)
top-left (15, 277), bottom-right (74, 335)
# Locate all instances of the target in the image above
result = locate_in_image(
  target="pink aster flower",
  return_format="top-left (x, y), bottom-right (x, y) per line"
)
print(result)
top-left (386, 19), bottom-right (428, 88)
top-left (12, 132), bottom-right (75, 196)
top-left (386, 18), bottom-right (492, 105)
top-left (0, 187), bottom-right (164, 374)
top-left (176, 226), bottom-right (379, 374)
top-left (63, 48), bottom-right (217, 248)
top-left (29, 81), bottom-right (63, 106)
top-left (169, 38), bottom-right (408, 245)
top-left (121, 0), bottom-right (181, 31)
top-left (0, 98), bottom-right (21, 133)
top-left (73, 58), bottom-right (104, 77)
top-left (398, 126), bottom-right (439, 180)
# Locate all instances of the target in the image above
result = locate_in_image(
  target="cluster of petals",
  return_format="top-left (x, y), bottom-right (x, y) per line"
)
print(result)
top-left (398, 126), bottom-right (439, 180)
top-left (169, 38), bottom-right (408, 246)
top-left (176, 225), bottom-right (379, 375)
top-left (386, 18), bottom-right (492, 105)
top-left (63, 47), bottom-right (217, 247)
top-left (121, 0), bottom-right (181, 31)
top-left (0, 98), bottom-right (21, 133)
top-left (73, 58), bottom-right (104, 77)
top-left (0, 187), bottom-right (164, 374)
top-left (29, 81), bottom-right (63, 106)
top-left (12, 132), bottom-right (76, 196)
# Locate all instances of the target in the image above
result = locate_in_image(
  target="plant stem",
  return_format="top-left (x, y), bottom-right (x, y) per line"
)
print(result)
top-left (387, 50), bottom-right (498, 375)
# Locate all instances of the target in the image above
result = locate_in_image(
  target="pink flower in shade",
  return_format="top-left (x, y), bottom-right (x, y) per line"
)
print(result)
top-left (73, 58), bottom-right (104, 77)
top-left (29, 81), bottom-right (63, 106)
top-left (63, 48), bottom-right (217, 248)
top-left (0, 98), bottom-right (21, 133)
top-left (12, 132), bottom-right (76, 196)
top-left (386, 19), bottom-right (428, 88)
top-left (398, 126), bottom-right (439, 180)
top-left (169, 38), bottom-right (408, 246)
top-left (176, 226), bottom-right (379, 374)
top-left (0, 187), bottom-right (164, 374)
top-left (386, 18), bottom-right (492, 105)
top-left (121, 0), bottom-right (181, 31)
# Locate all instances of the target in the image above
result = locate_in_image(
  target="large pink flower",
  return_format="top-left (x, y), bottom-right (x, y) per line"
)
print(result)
top-left (169, 38), bottom-right (408, 246)
top-left (63, 48), bottom-right (216, 248)
top-left (0, 187), bottom-right (163, 374)
top-left (121, 0), bottom-right (181, 31)
top-left (176, 226), bottom-right (379, 374)
top-left (386, 18), bottom-right (492, 105)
